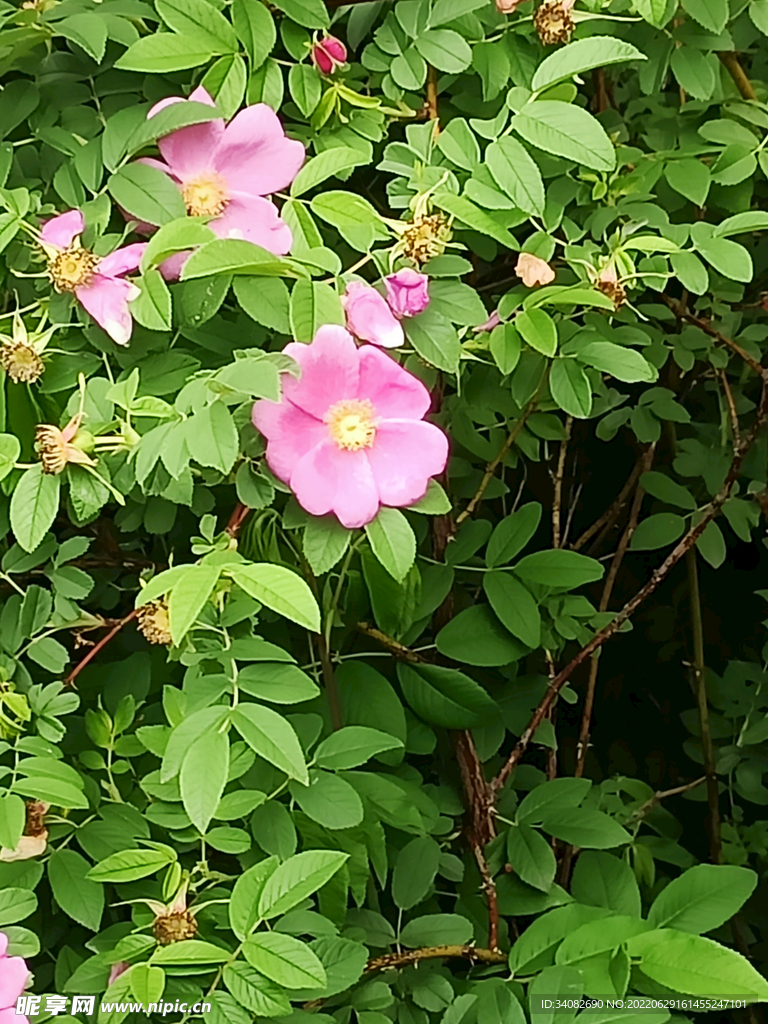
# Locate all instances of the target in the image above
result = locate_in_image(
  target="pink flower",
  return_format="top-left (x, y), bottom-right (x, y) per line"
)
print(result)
top-left (40, 211), bottom-right (146, 346)
top-left (107, 962), bottom-right (130, 986)
top-left (311, 35), bottom-right (347, 74)
top-left (496, 0), bottom-right (524, 11)
top-left (252, 326), bottom-right (449, 528)
top-left (515, 252), bottom-right (555, 287)
top-left (134, 87), bottom-right (304, 278)
top-left (0, 932), bottom-right (30, 1024)
top-left (383, 269), bottom-right (430, 318)
top-left (342, 282), bottom-right (404, 349)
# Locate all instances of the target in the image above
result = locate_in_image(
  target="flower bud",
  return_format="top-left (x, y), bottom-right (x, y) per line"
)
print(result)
top-left (495, 0), bottom-right (523, 12)
top-left (311, 36), bottom-right (347, 75)
top-left (342, 282), bottom-right (404, 349)
top-left (384, 268), bottom-right (430, 318)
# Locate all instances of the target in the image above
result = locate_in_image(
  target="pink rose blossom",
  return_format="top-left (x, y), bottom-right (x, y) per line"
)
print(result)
top-left (132, 87), bottom-right (304, 278)
top-left (496, 0), bottom-right (524, 11)
top-left (384, 268), bottom-right (430, 318)
top-left (0, 932), bottom-right (30, 1024)
top-left (342, 282), bottom-right (404, 349)
top-left (40, 210), bottom-right (146, 346)
top-left (311, 36), bottom-right (347, 74)
top-left (252, 326), bottom-right (449, 528)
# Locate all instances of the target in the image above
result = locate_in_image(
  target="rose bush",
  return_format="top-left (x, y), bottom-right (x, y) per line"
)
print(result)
top-left (1, 0), bottom-right (768, 1020)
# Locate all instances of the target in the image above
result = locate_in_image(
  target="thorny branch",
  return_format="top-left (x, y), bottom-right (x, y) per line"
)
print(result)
top-left (570, 452), bottom-right (645, 553)
top-left (64, 609), bottom-right (139, 688)
top-left (662, 295), bottom-right (765, 377)
top-left (551, 416), bottom-right (573, 549)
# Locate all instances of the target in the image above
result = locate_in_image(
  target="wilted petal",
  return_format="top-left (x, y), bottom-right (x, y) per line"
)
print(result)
top-left (0, 834), bottom-right (47, 863)
top-left (213, 104), bottom-right (305, 196)
top-left (40, 209), bottom-right (84, 250)
top-left (515, 252), bottom-right (555, 287)
top-left (75, 276), bottom-right (139, 346)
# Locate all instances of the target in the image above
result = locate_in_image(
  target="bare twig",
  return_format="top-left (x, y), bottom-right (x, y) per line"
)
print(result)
top-left (662, 296), bottom-right (764, 376)
top-left (630, 776), bottom-right (707, 821)
top-left (225, 502), bottom-right (250, 539)
top-left (492, 371), bottom-right (768, 795)
top-left (64, 609), bottom-right (139, 688)
top-left (366, 945), bottom-right (506, 971)
top-left (717, 52), bottom-right (757, 100)
top-left (720, 370), bottom-right (740, 449)
top-left (552, 417), bottom-right (573, 549)
top-left (356, 622), bottom-right (425, 662)
top-left (425, 65), bottom-right (439, 122)
top-left (570, 454), bottom-right (645, 553)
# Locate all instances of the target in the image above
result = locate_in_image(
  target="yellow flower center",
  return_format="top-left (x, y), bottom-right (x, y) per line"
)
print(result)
top-left (47, 246), bottom-right (100, 292)
top-left (0, 341), bottom-right (44, 384)
top-left (182, 174), bottom-right (229, 217)
top-left (325, 399), bottom-right (377, 451)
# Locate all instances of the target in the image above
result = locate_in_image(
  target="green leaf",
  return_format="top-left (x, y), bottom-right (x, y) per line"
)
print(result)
top-left (489, 323), bottom-right (522, 374)
top-left (289, 279), bottom-right (344, 341)
top-left (539, 807), bottom-right (631, 849)
top-left (130, 270), bottom-right (172, 332)
top-left (230, 857), bottom-right (279, 939)
top-left (486, 502), bottom-right (542, 567)
top-left (223, 962), bottom-right (291, 1016)
top-left (310, 191), bottom-right (385, 251)
top-left (0, 434), bottom-right (20, 481)
top-left (289, 64), bottom-right (322, 117)
top-left (56, 14), bottom-right (107, 62)
top-left (365, 508), bottom-right (416, 582)
top-left (243, 933), bottom-right (326, 989)
top-left (404, 307), bottom-right (461, 373)
top-left (180, 727), bottom-right (229, 833)
top-left (272, 0), bottom-right (330, 28)
top-left (634, 0), bottom-right (671, 25)
top-left (433, 192), bottom-right (516, 248)
top-left (682, 0), bottom-right (729, 32)
top-left (0, 888), bottom-right (37, 927)
top-left (514, 549), bottom-right (604, 589)
top-left (694, 236), bottom-right (753, 282)
top-left (181, 238), bottom-right (303, 279)
top-left (303, 515), bottom-right (351, 575)
top-left (414, 29), bottom-right (471, 72)
top-left (291, 770), bottom-right (364, 829)
top-left (156, 0), bottom-right (238, 51)
top-left (47, 850), bottom-right (104, 931)
top-left (257, 850), bottom-right (349, 919)
top-left (400, 914), bottom-right (473, 947)
top-left (12, 776), bottom-right (88, 809)
top-left (129, 964), bottom-right (165, 1007)
top-left (571, 850), bottom-right (641, 917)
top-left (630, 512), bottom-right (686, 551)
top-left (228, 563), bottom-right (321, 631)
top-left (140, 217), bottom-right (216, 271)
top-left (233, 276), bottom-right (290, 332)
top-left (87, 848), bottom-right (176, 883)
top-left (484, 572), bottom-right (541, 648)
top-left (517, 308), bottom-right (557, 357)
top-left (397, 662), bottom-right (499, 728)
top-left (670, 251), bottom-right (709, 294)
top-left (517, 777), bottom-right (592, 825)
top-left (152, 940), bottom-right (231, 965)
top-left (186, 402), bottom-right (238, 473)
top-left (640, 471), bottom-right (696, 510)
top-left (551, 359), bottom-right (592, 418)
top-left (392, 836), bottom-right (441, 909)
top-left (238, 661), bottom-right (319, 703)
top-left (167, 563), bottom-right (221, 644)
top-left (10, 467), bottom-right (60, 554)
top-left (391, 48), bottom-right (428, 91)
top-left (0, 795), bottom-right (25, 851)
top-left (670, 48), bottom-right (716, 101)
top-left (108, 163), bottom-right (185, 228)
top-left (664, 159), bottom-right (711, 207)
top-left (231, 703), bottom-right (309, 784)
top-left (508, 825), bottom-right (557, 892)
top-left (407, 479), bottom-right (452, 515)
top-left (627, 929), bottom-right (768, 999)
top-left (513, 101), bottom-right (616, 172)
top-left (556, 915), bottom-right (652, 966)
top-left (232, 0), bottom-right (276, 66)
top-left (291, 148), bottom-right (367, 198)
top-left (486, 136), bottom-right (545, 216)
top-left (577, 341), bottom-right (656, 383)
top-left (714, 210), bottom-right (768, 236)
top-left (315, 727), bottom-right (403, 769)
top-left (647, 864), bottom-right (757, 934)
top-left (436, 604), bottom-right (527, 665)
top-left (436, 118), bottom-right (480, 171)
top-left (532, 37), bottom-right (646, 92)
top-left (509, 905), bottom-right (608, 974)
top-left (115, 33), bottom-right (216, 73)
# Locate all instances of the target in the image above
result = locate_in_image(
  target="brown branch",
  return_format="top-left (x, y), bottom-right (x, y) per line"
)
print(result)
top-left (456, 373), bottom-right (548, 526)
top-left (570, 453), bottom-right (645, 553)
top-left (662, 296), bottom-right (764, 376)
top-left (630, 776), bottom-right (707, 821)
top-left (64, 609), bottom-right (139, 688)
top-left (717, 52), bottom-right (757, 100)
top-left (551, 417), bottom-right (573, 549)
top-left (720, 369), bottom-right (740, 449)
top-left (492, 372), bottom-right (768, 795)
top-left (366, 945), bottom-right (506, 972)
top-left (425, 65), bottom-right (439, 122)
top-left (225, 501), bottom-right (250, 538)
top-left (356, 622), bottom-right (426, 662)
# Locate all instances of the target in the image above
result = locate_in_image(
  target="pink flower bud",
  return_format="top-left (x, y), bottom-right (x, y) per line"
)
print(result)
top-left (383, 268), bottom-right (430, 318)
top-left (311, 36), bottom-right (347, 75)
top-left (495, 0), bottom-right (524, 12)
top-left (515, 252), bottom-right (555, 287)
top-left (342, 282), bottom-right (404, 349)
top-left (473, 310), bottom-right (502, 333)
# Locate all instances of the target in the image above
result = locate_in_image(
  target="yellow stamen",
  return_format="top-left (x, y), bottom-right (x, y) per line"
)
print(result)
top-left (325, 399), bottom-right (377, 451)
top-left (181, 174), bottom-right (229, 217)
top-left (47, 246), bottom-right (100, 292)
top-left (0, 341), bottom-right (44, 384)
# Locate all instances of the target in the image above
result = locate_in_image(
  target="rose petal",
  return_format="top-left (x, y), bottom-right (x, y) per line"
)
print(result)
top-left (291, 440), bottom-right (380, 528)
top-left (40, 210), bottom-right (84, 250)
top-left (99, 243), bottom-right (147, 278)
top-left (280, 326), bottom-right (360, 420)
top-left (343, 282), bottom-right (404, 348)
top-left (368, 420), bottom-right (449, 507)
top-left (0, 1009), bottom-right (28, 1024)
top-left (0, 953), bottom-right (29, 1008)
top-left (357, 345), bottom-right (432, 420)
top-left (75, 275), bottom-right (139, 346)
top-left (158, 251), bottom-right (190, 281)
top-left (212, 193), bottom-right (293, 255)
top-left (156, 94), bottom-right (225, 180)
top-left (253, 398), bottom-right (326, 483)
top-left (213, 104), bottom-right (305, 196)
